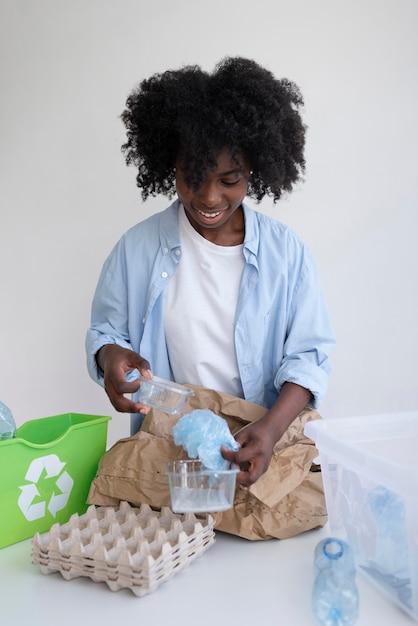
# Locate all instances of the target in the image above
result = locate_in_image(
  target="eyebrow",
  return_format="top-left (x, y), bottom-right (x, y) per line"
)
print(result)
top-left (218, 168), bottom-right (244, 176)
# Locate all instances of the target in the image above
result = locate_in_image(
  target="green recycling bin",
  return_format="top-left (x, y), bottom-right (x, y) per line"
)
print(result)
top-left (0, 412), bottom-right (111, 549)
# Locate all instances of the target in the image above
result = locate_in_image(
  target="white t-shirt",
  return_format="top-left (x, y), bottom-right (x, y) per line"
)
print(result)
top-left (164, 206), bottom-right (245, 396)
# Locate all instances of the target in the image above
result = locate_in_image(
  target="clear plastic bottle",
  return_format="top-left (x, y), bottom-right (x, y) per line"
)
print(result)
top-left (367, 485), bottom-right (409, 578)
top-left (312, 537), bottom-right (359, 626)
top-left (0, 400), bottom-right (16, 440)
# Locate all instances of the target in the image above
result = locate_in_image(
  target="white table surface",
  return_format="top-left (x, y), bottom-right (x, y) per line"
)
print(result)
top-left (0, 523), bottom-right (414, 626)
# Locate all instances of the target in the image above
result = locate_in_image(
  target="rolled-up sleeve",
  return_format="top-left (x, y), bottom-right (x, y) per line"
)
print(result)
top-left (274, 250), bottom-right (335, 408)
top-left (237, 206), bottom-right (335, 410)
top-left (85, 241), bottom-right (133, 386)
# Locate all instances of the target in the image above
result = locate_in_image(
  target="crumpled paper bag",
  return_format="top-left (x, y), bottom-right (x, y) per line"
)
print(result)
top-left (88, 385), bottom-right (327, 540)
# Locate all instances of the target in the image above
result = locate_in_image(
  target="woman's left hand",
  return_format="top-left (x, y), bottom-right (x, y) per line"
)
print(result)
top-left (221, 420), bottom-right (277, 487)
top-left (221, 382), bottom-right (313, 487)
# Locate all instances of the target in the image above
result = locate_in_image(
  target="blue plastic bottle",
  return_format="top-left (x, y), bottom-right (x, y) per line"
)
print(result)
top-left (0, 400), bottom-right (16, 440)
top-left (312, 537), bottom-right (359, 626)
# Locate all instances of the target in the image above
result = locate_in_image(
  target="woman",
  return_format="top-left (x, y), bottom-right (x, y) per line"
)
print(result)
top-left (86, 57), bottom-right (335, 488)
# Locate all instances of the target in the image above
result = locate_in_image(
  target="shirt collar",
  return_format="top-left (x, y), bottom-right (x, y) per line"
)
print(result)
top-left (159, 199), bottom-right (182, 251)
top-left (242, 202), bottom-right (260, 259)
top-left (160, 198), bottom-right (260, 257)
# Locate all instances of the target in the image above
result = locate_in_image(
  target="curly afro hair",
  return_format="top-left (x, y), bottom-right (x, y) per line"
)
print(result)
top-left (121, 57), bottom-right (306, 203)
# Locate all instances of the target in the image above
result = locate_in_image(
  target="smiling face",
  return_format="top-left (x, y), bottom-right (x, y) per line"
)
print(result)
top-left (175, 149), bottom-right (251, 246)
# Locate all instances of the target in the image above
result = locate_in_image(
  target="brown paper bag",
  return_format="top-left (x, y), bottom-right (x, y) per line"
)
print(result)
top-left (88, 385), bottom-right (327, 540)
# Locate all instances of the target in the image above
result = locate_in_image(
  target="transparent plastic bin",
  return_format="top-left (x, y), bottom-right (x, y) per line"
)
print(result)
top-left (137, 376), bottom-right (194, 414)
top-left (167, 460), bottom-right (238, 513)
top-left (0, 412), bottom-right (111, 549)
top-left (305, 411), bottom-right (418, 622)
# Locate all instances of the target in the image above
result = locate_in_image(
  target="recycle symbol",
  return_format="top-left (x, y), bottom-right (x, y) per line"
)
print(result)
top-left (18, 454), bottom-right (74, 522)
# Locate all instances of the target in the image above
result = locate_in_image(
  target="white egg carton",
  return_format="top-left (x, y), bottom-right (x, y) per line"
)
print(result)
top-left (32, 501), bottom-right (215, 596)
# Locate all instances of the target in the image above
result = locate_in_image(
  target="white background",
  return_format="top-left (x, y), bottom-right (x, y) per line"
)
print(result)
top-left (1, 0), bottom-right (417, 446)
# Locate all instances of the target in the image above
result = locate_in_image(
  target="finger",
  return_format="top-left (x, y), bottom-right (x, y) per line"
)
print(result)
top-left (115, 378), bottom-right (142, 394)
top-left (132, 402), bottom-right (151, 415)
top-left (137, 360), bottom-right (152, 378)
top-left (221, 443), bottom-right (255, 466)
top-left (236, 470), bottom-right (252, 487)
top-left (235, 463), bottom-right (261, 487)
top-left (120, 361), bottom-right (152, 391)
top-left (104, 378), bottom-right (144, 412)
top-left (105, 389), bottom-right (150, 415)
top-left (220, 445), bottom-right (236, 461)
top-left (233, 429), bottom-right (251, 447)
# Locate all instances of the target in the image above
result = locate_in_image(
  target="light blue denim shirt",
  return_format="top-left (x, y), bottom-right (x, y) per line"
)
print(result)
top-left (86, 199), bottom-right (335, 432)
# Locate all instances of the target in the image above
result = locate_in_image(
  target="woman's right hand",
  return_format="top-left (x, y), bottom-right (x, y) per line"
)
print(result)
top-left (96, 344), bottom-right (152, 414)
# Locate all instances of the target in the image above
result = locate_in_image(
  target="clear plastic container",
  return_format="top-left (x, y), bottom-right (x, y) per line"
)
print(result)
top-left (167, 459), bottom-right (238, 513)
top-left (305, 411), bottom-right (418, 621)
top-left (137, 376), bottom-right (194, 414)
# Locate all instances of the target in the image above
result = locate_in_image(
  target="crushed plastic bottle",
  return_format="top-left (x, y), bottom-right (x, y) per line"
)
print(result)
top-left (173, 409), bottom-right (240, 470)
top-left (363, 485), bottom-right (411, 606)
top-left (312, 537), bottom-right (359, 626)
top-left (367, 485), bottom-right (409, 578)
top-left (0, 400), bottom-right (16, 441)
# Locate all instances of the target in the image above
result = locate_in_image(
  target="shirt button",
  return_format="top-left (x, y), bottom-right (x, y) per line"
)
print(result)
top-left (161, 272), bottom-right (168, 278)
top-left (163, 247), bottom-right (169, 254)
top-left (175, 249), bottom-right (181, 256)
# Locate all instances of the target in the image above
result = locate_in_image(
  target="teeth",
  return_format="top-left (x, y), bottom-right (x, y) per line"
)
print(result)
top-left (197, 209), bottom-right (222, 218)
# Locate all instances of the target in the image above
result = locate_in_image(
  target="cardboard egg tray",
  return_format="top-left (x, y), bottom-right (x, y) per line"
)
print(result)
top-left (32, 501), bottom-right (215, 596)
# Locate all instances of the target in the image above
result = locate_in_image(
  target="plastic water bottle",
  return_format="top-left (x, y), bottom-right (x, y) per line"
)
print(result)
top-left (312, 537), bottom-right (359, 626)
top-left (367, 485), bottom-right (409, 578)
top-left (0, 400), bottom-right (16, 440)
